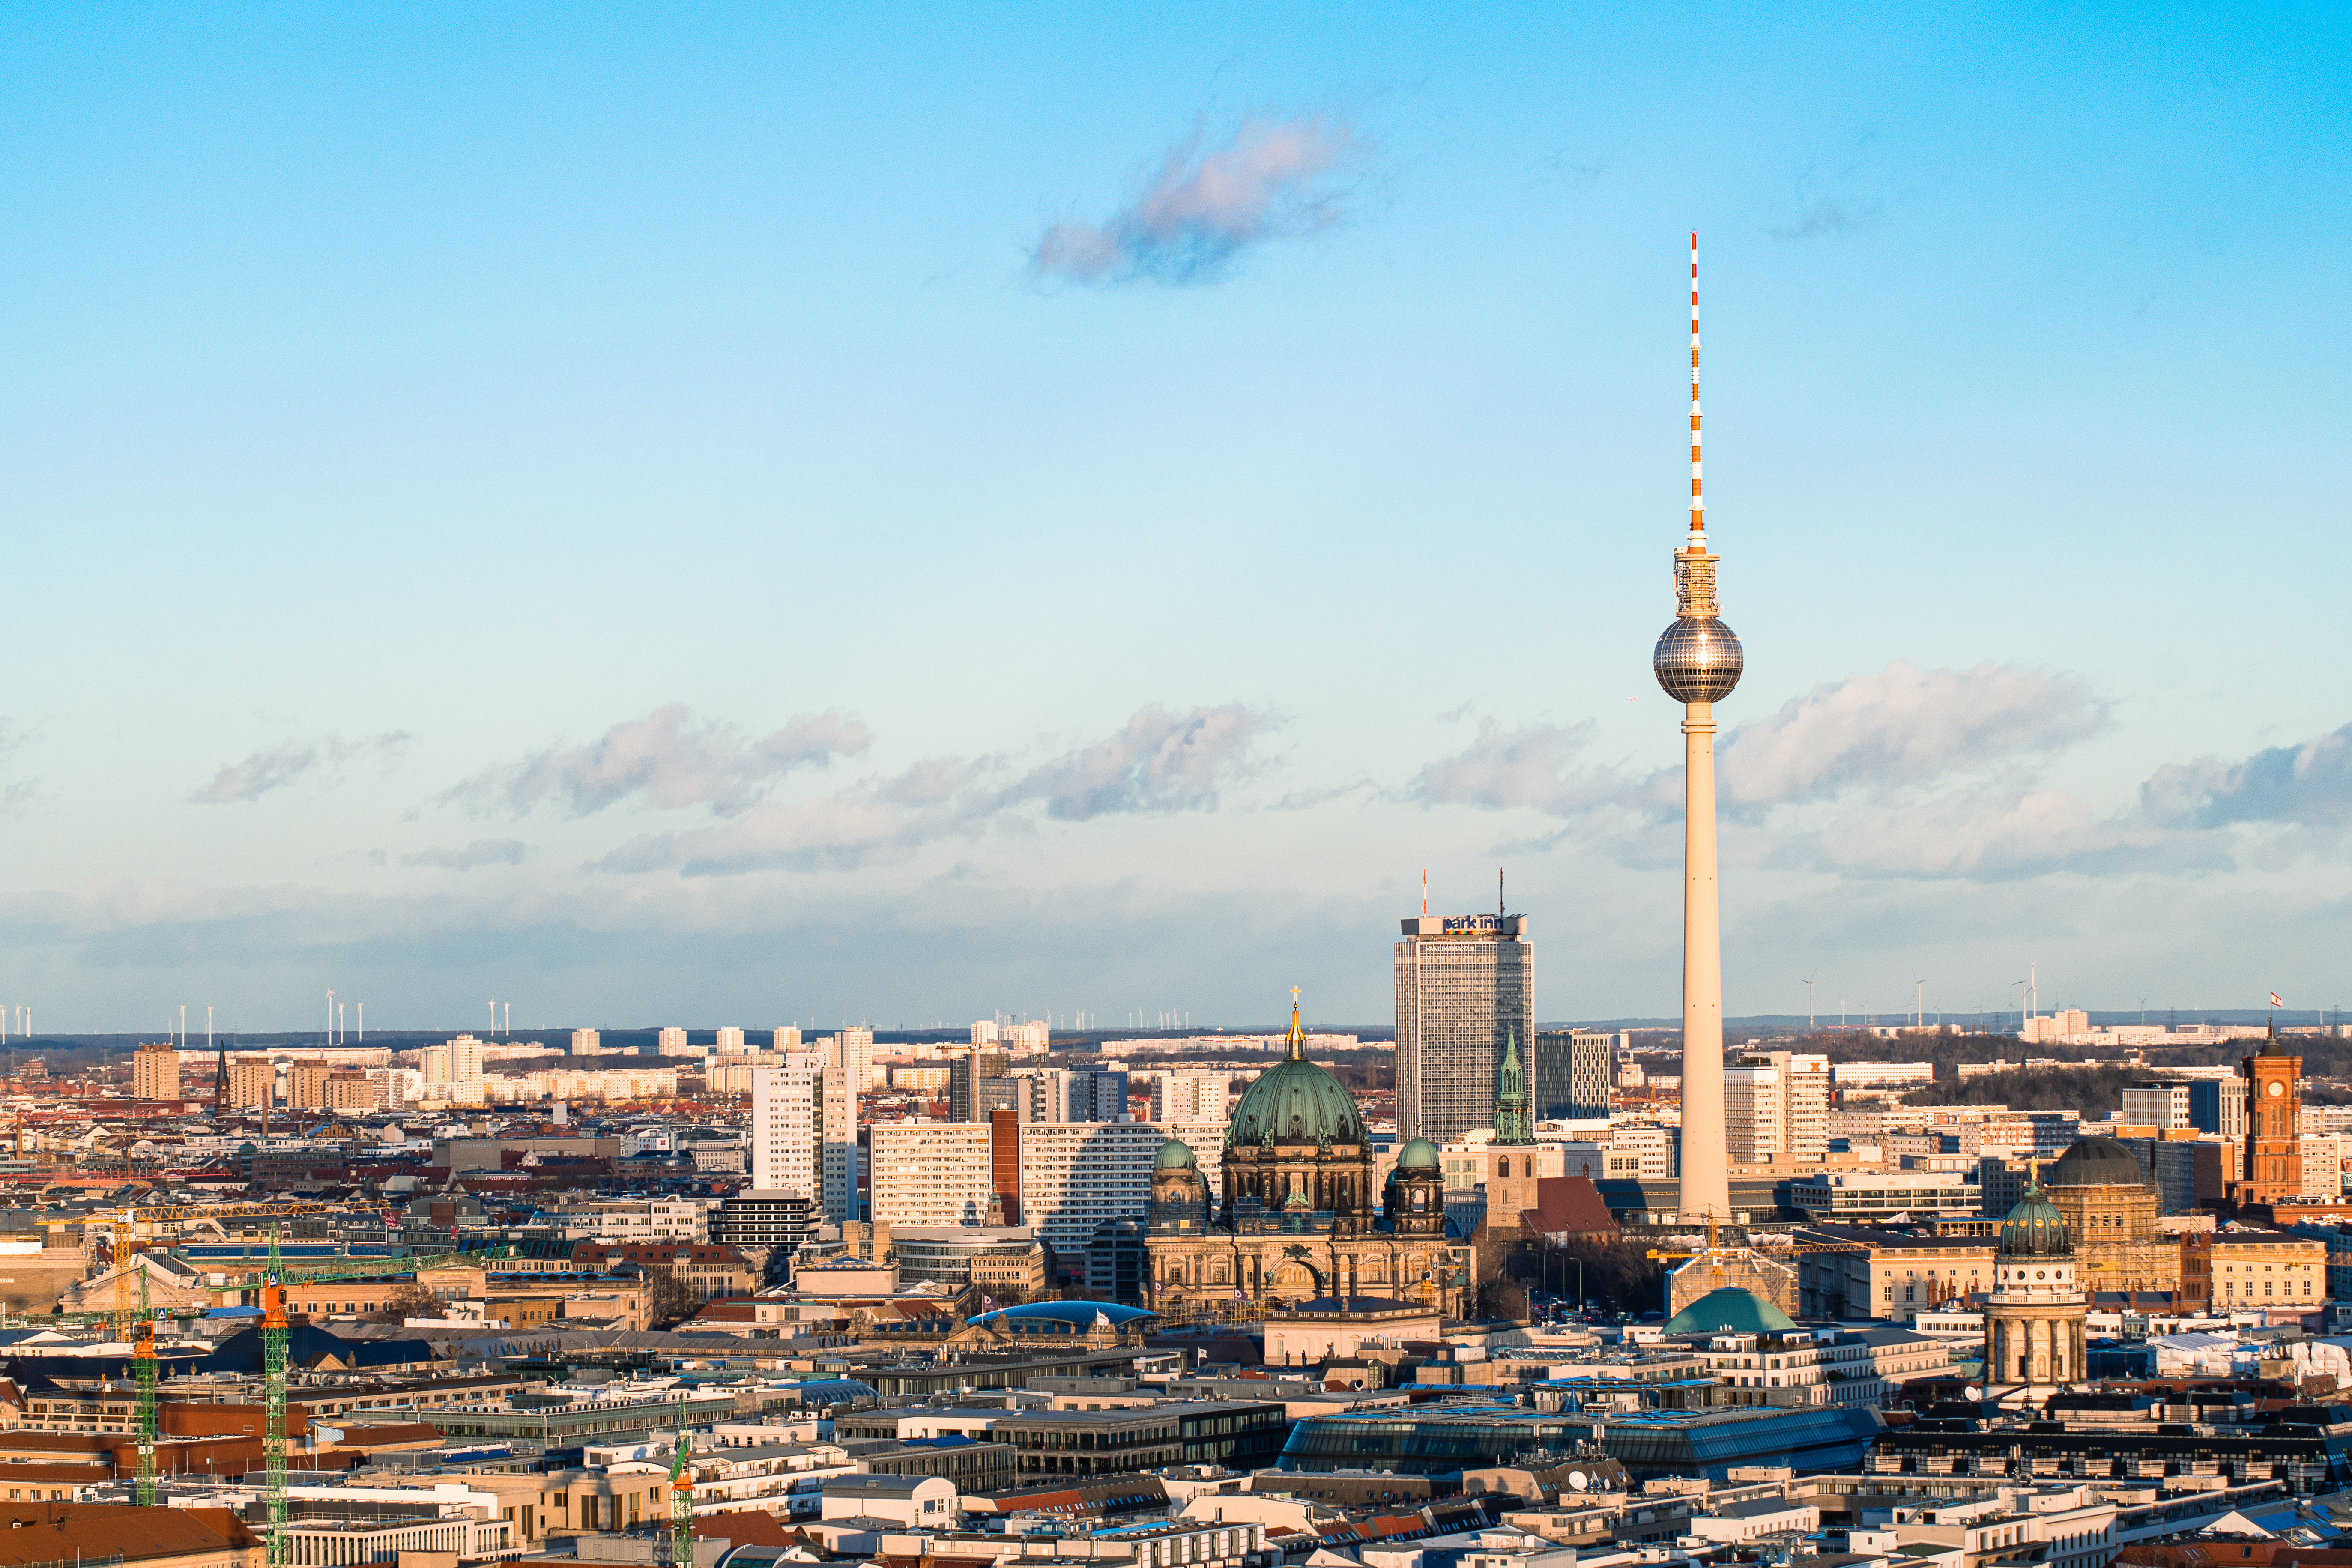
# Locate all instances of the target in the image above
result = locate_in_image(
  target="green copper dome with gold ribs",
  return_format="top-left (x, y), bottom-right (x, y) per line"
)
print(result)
top-left (1227, 997), bottom-right (1361, 1149)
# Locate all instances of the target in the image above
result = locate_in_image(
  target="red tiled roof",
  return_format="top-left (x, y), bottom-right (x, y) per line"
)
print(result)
top-left (1528, 1176), bottom-right (1620, 1237)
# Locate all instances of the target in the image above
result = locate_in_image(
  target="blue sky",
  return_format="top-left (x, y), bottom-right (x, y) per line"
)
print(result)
top-left (3, 3), bottom-right (2347, 1033)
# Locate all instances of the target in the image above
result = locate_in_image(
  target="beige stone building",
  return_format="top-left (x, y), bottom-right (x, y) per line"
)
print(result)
top-left (2040, 1137), bottom-right (2178, 1293)
top-left (2179, 1227), bottom-right (2326, 1312)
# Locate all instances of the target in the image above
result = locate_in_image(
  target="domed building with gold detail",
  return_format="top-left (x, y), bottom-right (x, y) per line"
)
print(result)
top-left (2039, 1136), bottom-right (2178, 1295)
top-left (1147, 999), bottom-right (1470, 1317)
top-left (1986, 1176), bottom-right (2087, 1392)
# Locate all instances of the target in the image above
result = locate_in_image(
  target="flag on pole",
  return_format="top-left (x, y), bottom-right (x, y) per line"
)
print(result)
top-left (2272, 993), bottom-right (2285, 1008)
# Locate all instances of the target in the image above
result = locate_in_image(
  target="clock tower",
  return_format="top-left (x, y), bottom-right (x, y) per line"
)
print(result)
top-left (2233, 1015), bottom-right (2303, 1209)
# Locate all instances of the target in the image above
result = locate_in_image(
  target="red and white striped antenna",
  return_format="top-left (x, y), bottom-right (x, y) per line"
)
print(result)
top-left (1688, 231), bottom-right (1704, 546)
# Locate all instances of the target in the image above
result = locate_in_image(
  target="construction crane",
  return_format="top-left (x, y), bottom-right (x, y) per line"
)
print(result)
top-left (133, 1271), bottom-right (159, 1505)
top-left (262, 1230), bottom-right (289, 1568)
top-left (669, 1402), bottom-right (694, 1568)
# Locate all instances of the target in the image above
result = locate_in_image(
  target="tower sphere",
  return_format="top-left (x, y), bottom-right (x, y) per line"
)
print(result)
top-left (1653, 615), bottom-right (1744, 703)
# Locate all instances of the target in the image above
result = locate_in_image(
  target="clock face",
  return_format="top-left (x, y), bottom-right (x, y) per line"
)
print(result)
top-left (2268, 1081), bottom-right (2286, 1097)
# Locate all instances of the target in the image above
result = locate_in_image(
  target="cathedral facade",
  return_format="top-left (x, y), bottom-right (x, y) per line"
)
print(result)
top-left (1147, 1002), bottom-right (1472, 1317)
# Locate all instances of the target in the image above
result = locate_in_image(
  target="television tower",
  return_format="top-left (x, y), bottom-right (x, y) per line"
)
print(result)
top-left (1653, 233), bottom-right (1744, 1226)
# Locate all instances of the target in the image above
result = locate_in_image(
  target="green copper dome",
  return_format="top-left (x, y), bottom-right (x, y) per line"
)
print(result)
top-left (1998, 1181), bottom-right (2072, 1259)
top-left (1229, 1001), bottom-right (1362, 1148)
top-left (1663, 1286), bottom-right (1797, 1336)
top-left (1395, 1137), bottom-right (1441, 1171)
top-left (1154, 1137), bottom-right (1198, 1171)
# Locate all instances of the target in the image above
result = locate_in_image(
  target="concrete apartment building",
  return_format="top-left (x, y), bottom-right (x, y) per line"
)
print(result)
top-left (131, 1040), bottom-right (181, 1101)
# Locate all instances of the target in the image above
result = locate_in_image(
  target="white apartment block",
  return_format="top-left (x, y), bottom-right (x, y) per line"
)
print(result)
top-left (1605, 1122), bottom-right (1679, 1179)
top-left (571, 1029), bottom-right (601, 1056)
top-left (659, 1027), bottom-right (688, 1053)
top-left (1830, 1061), bottom-right (1934, 1090)
top-left (1015, 1120), bottom-right (1225, 1257)
top-left (1722, 1052), bottom-right (1829, 1165)
top-left (773, 1026), bottom-right (802, 1051)
top-left (448, 1034), bottom-right (486, 1084)
top-left (715, 1027), bottom-right (746, 1053)
top-left (522, 1067), bottom-right (679, 1101)
top-left (2302, 1133), bottom-right (2348, 1200)
top-left (751, 1056), bottom-right (822, 1201)
top-left (419, 1045), bottom-right (450, 1087)
top-left (870, 1122), bottom-right (996, 1227)
top-left (1148, 1072), bottom-right (1231, 1123)
top-left (971, 1021), bottom-right (998, 1047)
top-left (891, 1066), bottom-right (950, 1092)
top-left (549, 1198), bottom-right (710, 1242)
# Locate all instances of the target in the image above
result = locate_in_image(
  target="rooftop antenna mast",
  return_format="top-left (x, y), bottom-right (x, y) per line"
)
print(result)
top-left (1421, 868), bottom-right (1428, 917)
top-left (1497, 866), bottom-right (1504, 917)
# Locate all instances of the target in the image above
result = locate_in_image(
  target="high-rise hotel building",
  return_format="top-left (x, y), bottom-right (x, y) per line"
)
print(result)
top-left (1394, 914), bottom-right (1532, 1144)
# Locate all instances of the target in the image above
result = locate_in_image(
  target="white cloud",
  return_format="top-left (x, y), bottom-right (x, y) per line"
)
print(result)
top-left (1034, 113), bottom-right (1364, 286)
top-left (191, 732), bottom-right (413, 805)
top-left (1408, 719), bottom-right (1606, 814)
top-left (399, 839), bottom-right (527, 871)
top-left (599, 702), bottom-right (1273, 876)
top-left (1718, 661), bottom-right (2108, 811)
top-left (447, 704), bottom-right (870, 818)
top-left (1013, 703), bottom-right (1269, 819)
top-left (2142, 722), bottom-right (2352, 828)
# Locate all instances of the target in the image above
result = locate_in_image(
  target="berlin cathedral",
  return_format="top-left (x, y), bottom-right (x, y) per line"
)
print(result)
top-left (1145, 1001), bottom-right (1474, 1317)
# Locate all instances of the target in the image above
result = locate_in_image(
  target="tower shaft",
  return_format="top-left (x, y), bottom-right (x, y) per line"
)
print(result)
top-left (1679, 702), bottom-right (1730, 1222)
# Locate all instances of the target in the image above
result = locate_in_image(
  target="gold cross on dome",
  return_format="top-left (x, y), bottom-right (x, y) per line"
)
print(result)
top-left (1291, 986), bottom-right (1302, 1009)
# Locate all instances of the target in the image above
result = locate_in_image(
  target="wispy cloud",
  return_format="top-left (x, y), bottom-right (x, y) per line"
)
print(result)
top-left (1409, 719), bottom-right (1606, 814)
top-left (1034, 112), bottom-right (1365, 286)
top-left (2142, 723), bottom-right (2352, 829)
top-left (1768, 197), bottom-right (1884, 241)
top-left (599, 702), bottom-right (1275, 876)
top-left (446, 704), bottom-right (870, 818)
top-left (1013, 703), bottom-right (1268, 819)
top-left (399, 839), bottom-right (527, 871)
top-left (191, 732), bottom-right (414, 805)
top-left (1717, 662), bottom-right (2107, 811)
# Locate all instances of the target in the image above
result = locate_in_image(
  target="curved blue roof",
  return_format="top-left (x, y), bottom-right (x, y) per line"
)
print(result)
top-left (965, 1301), bottom-right (1157, 1328)
top-left (777, 1378), bottom-right (878, 1403)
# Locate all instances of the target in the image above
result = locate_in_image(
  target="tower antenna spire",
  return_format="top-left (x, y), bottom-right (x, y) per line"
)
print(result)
top-left (1689, 231), bottom-right (1704, 547)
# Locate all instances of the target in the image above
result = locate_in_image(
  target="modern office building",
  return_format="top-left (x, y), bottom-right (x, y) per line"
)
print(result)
top-left (2188, 1076), bottom-right (2248, 1139)
top-left (1394, 913), bottom-right (1532, 1143)
top-left (750, 1055), bottom-right (823, 1201)
top-left (2119, 1082), bottom-right (2195, 1130)
top-left (1026, 1068), bottom-right (1130, 1123)
top-left (1533, 1029), bottom-right (1612, 1121)
top-left (949, 1050), bottom-right (1013, 1123)
top-left (1280, 1401), bottom-right (1880, 1479)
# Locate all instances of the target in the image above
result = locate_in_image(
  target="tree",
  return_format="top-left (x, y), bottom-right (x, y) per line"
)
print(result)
top-left (649, 1269), bottom-right (701, 1329)
top-left (371, 1283), bottom-right (437, 1323)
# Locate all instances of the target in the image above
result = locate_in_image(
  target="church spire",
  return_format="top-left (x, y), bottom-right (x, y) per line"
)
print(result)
top-left (1494, 1028), bottom-right (1533, 1145)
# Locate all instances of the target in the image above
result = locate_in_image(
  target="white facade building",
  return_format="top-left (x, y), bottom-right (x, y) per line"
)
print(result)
top-left (1148, 1072), bottom-right (1231, 1123)
top-left (570, 1029), bottom-right (602, 1056)
top-left (751, 1055), bottom-right (823, 1201)
top-left (658, 1027), bottom-right (688, 1054)
top-left (715, 1027), bottom-right (746, 1053)
top-left (773, 1026), bottom-right (802, 1051)
top-left (870, 1122), bottom-right (996, 1226)
top-left (1015, 1120), bottom-right (1225, 1256)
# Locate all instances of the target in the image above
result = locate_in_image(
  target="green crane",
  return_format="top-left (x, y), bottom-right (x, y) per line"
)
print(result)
top-left (262, 1227), bottom-right (289, 1568)
top-left (669, 1398), bottom-right (694, 1568)
top-left (132, 1270), bottom-right (158, 1505)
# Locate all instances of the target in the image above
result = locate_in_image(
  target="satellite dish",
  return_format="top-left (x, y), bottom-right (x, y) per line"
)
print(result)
top-left (1569, 1472), bottom-right (1589, 1491)
top-left (1964, 1385), bottom-right (1984, 1401)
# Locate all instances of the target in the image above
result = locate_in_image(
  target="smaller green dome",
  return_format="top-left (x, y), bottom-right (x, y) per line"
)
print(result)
top-left (1396, 1137), bottom-right (1440, 1171)
top-left (1998, 1183), bottom-right (2072, 1259)
top-left (1154, 1138), bottom-right (1198, 1171)
top-left (1663, 1286), bottom-right (1797, 1336)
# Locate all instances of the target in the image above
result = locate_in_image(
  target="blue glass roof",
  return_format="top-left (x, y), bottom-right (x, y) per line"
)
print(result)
top-left (965, 1301), bottom-right (1156, 1328)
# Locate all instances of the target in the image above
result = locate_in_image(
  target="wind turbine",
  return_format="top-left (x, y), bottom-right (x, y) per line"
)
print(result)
top-left (1913, 977), bottom-right (1926, 1031)
top-left (1801, 975), bottom-right (1816, 1030)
